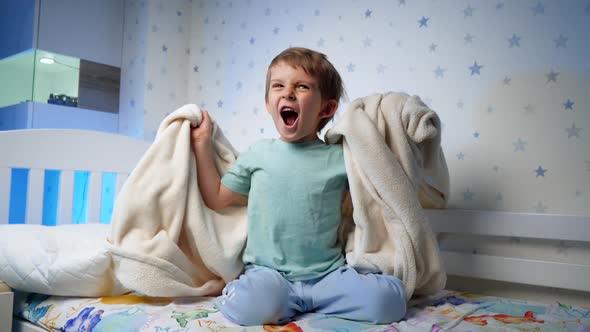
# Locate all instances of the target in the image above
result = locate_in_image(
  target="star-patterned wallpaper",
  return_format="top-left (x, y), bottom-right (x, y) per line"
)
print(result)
top-left (119, 0), bottom-right (590, 216)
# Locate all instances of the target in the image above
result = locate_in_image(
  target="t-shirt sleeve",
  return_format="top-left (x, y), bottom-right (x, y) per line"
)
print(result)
top-left (221, 146), bottom-right (256, 195)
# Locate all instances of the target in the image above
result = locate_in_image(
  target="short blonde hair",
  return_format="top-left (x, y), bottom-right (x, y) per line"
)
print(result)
top-left (265, 47), bottom-right (345, 131)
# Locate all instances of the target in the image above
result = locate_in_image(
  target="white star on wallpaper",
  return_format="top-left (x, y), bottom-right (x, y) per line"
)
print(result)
top-left (463, 5), bottom-right (475, 18)
top-left (365, 9), bottom-right (372, 18)
top-left (563, 99), bottom-right (574, 110)
top-left (457, 152), bottom-right (465, 160)
top-left (273, 27), bottom-right (279, 34)
top-left (217, 100), bottom-right (223, 108)
top-left (533, 201), bottom-right (547, 213)
top-left (566, 122), bottom-right (582, 138)
top-left (296, 23), bottom-right (304, 32)
top-left (502, 76), bottom-right (511, 85)
top-left (523, 104), bottom-right (535, 115)
top-left (535, 166), bottom-right (547, 177)
top-left (531, 2), bottom-right (545, 16)
top-left (347, 63), bottom-right (356, 72)
top-left (545, 69), bottom-right (559, 83)
top-left (508, 33), bottom-right (521, 47)
top-left (434, 66), bottom-right (445, 78)
top-left (554, 34), bottom-right (568, 48)
top-left (429, 43), bottom-right (438, 52)
top-left (513, 138), bottom-right (527, 152)
top-left (463, 189), bottom-right (475, 201)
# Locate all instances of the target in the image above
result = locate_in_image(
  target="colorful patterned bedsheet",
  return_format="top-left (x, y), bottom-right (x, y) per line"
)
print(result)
top-left (14, 290), bottom-right (590, 331)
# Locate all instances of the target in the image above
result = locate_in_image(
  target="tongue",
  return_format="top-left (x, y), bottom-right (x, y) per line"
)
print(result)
top-left (284, 113), bottom-right (297, 126)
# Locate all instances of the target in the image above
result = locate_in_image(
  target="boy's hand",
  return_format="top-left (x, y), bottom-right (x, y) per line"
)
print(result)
top-left (191, 110), bottom-right (213, 148)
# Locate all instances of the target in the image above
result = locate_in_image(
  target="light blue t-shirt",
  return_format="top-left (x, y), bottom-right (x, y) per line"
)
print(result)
top-left (221, 139), bottom-right (348, 281)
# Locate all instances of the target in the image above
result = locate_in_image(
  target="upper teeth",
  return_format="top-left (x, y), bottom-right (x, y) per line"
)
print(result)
top-left (282, 108), bottom-right (295, 112)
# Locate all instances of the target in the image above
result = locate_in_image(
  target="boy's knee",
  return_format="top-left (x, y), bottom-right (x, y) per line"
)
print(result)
top-left (215, 268), bottom-right (289, 325)
top-left (369, 276), bottom-right (407, 324)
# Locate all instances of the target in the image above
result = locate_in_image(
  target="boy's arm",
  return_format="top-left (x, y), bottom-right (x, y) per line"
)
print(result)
top-left (192, 111), bottom-right (247, 210)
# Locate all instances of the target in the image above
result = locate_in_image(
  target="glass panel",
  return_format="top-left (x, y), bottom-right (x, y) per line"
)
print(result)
top-left (33, 49), bottom-right (80, 106)
top-left (0, 49), bottom-right (35, 108)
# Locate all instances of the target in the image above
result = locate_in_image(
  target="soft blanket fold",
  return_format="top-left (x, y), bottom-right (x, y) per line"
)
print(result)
top-left (325, 91), bottom-right (448, 299)
top-left (108, 104), bottom-right (248, 297)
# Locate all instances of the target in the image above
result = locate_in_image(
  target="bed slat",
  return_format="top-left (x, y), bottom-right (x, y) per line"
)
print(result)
top-left (425, 209), bottom-right (590, 242)
top-left (58, 170), bottom-right (74, 224)
top-left (441, 251), bottom-right (590, 292)
top-left (0, 168), bottom-right (10, 223)
top-left (25, 169), bottom-right (44, 225)
top-left (116, 172), bottom-right (128, 196)
top-left (87, 172), bottom-right (103, 223)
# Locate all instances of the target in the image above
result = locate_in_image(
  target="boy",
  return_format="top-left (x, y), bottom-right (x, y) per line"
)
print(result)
top-left (191, 47), bottom-right (406, 326)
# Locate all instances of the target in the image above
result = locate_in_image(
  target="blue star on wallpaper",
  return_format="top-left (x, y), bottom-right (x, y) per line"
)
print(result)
top-left (563, 99), bottom-right (574, 110)
top-left (469, 61), bottom-right (483, 75)
top-left (418, 16), bottom-right (429, 27)
top-left (535, 166), bottom-right (547, 177)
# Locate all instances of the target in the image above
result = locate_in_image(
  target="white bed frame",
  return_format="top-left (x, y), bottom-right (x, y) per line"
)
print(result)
top-left (1, 128), bottom-right (589, 331)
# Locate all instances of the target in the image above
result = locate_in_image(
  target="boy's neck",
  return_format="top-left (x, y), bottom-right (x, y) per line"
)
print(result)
top-left (279, 133), bottom-right (320, 144)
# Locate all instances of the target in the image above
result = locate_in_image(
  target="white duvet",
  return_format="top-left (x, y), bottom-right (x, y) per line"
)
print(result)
top-left (0, 224), bottom-right (127, 296)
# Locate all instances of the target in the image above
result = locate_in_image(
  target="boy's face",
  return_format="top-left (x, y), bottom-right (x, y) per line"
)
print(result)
top-left (266, 62), bottom-right (336, 143)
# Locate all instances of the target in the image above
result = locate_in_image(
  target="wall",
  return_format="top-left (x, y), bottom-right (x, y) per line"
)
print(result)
top-left (37, 0), bottom-right (124, 68)
top-left (0, 0), bottom-right (38, 59)
top-left (120, 1), bottom-right (589, 215)
top-left (119, 0), bottom-right (192, 139)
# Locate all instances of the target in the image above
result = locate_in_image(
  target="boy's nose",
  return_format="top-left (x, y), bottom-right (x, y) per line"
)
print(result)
top-left (282, 91), bottom-right (295, 100)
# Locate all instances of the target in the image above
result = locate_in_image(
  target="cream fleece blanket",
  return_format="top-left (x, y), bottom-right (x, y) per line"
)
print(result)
top-left (109, 92), bottom-right (448, 299)
top-left (108, 104), bottom-right (247, 297)
top-left (325, 91), bottom-right (448, 299)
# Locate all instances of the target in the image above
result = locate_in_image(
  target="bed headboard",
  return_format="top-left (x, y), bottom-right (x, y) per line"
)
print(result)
top-left (426, 209), bottom-right (590, 294)
top-left (0, 129), bottom-right (150, 225)
top-left (1, 128), bottom-right (588, 297)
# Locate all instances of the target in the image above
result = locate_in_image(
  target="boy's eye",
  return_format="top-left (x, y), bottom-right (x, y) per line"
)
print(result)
top-left (297, 84), bottom-right (309, 89)
top-left (272, 83), bottom-right (283, 88)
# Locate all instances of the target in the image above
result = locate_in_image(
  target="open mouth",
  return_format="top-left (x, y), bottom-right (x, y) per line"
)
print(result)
top-left (280, 107), bottom-right (299, 127)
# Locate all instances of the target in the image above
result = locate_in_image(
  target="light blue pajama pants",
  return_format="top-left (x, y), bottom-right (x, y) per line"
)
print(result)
top-left (214, 265), bottom-right (406, 326)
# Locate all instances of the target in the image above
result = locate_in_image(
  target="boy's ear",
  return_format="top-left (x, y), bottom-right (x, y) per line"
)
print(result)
top-left (265, 99), bottom-right (271, 113)
top-left (319, 99), bottom-right (338, 119)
